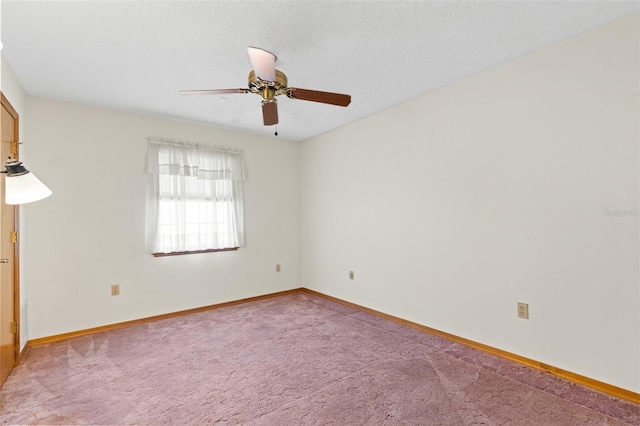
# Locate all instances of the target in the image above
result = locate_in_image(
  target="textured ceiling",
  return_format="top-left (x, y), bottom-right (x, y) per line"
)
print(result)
top-left (2, 1), bottom-right (639, 142)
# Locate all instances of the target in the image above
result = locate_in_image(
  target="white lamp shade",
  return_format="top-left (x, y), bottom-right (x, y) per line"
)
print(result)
top-left (5, 171), bottom-right (52, 205)
top-left (247, 47), bottom-right (276, 81)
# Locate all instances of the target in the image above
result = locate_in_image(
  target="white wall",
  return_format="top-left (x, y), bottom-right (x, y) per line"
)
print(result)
top-left (1, 54), bottom-right (29, 350)
top-left (24, 98), bottom-right (301, 339)
top-left (301, 15), bottom-right (640, 392)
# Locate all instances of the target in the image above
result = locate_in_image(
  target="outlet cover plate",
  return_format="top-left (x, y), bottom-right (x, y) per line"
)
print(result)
top-left (517, 302), bottom-right (529, 319)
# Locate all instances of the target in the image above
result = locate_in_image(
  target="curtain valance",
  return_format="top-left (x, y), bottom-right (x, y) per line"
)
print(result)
top-left (145, 138), bottom-right (245, 181)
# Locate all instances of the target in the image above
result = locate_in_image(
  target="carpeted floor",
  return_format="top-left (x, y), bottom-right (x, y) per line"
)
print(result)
top-left (0, 292), bottom-right (637, 425)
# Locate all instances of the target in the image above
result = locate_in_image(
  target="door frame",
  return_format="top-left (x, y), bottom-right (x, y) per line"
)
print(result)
top-left (0, 92), bottom-right (22, 365)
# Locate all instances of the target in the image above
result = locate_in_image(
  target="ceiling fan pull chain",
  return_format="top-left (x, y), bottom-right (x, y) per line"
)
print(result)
top-left (275, 125), bottom-right (278, 137)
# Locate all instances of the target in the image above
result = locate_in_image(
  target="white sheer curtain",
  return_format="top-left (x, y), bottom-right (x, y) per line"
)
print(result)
top-left (145, 138), bottom-right (245, 254)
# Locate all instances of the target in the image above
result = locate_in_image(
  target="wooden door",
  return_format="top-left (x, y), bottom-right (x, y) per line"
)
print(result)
top-left (0, 93), bottom-right (19, 387)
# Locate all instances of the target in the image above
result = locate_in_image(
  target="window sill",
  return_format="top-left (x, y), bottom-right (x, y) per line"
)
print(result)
top-left (152, 247), bottom-right (239, 257)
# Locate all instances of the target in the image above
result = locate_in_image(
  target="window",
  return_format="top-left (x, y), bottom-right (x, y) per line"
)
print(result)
top-left (145, 138), bottom-right (245, 255)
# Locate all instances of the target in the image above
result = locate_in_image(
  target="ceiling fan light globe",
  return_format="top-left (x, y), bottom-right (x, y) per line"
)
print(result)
top-left (247, 47), bottom-right (277, 81)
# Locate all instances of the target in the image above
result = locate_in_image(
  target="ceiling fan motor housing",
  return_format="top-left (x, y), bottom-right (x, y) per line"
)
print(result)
top-left (248, 70), bottom-right (289, 99)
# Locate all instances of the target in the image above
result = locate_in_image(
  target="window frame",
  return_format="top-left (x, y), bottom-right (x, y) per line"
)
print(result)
top-left (151, 247), bottom-right (239, 257)
top-left (145, 139), bottom-right (245, 256)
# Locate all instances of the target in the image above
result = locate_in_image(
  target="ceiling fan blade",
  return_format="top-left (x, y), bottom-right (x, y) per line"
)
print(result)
top-left (248, 47), bottom-right (276, 82)
top-left (179, 88), bottom-right (250, 96)
top-left (262, 101), bottom-right (278, 126)
top-left (287, 88), bottom-right (351, 107)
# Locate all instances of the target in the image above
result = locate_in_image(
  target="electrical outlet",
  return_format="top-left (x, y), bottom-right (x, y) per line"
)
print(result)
top-left (276, 264), bottom-right (281, 273)
top-left (349, 271), bottom-right (355, 280)
top-left (517, 302), bottom-right (529, 319)
top-left (111, 284), bottom-right (120, 296)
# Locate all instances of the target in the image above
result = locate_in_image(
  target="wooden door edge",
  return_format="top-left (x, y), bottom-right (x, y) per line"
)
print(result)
top-left (0, 92), bottom-right (21, 368)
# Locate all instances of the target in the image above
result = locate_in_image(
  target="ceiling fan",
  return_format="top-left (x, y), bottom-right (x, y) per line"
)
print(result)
top-left (179, 47), bottom-right (352, 127)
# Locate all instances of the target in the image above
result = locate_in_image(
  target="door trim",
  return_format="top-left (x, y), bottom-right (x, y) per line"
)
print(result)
top-left (0, 92), bottom-right (22, 365)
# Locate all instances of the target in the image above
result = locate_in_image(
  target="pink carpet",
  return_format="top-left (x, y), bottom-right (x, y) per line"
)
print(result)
top-left (0, 292), bottom-right (637, 425)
